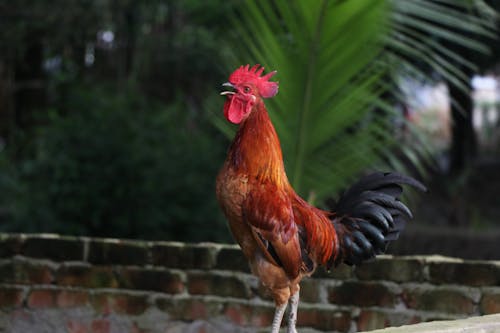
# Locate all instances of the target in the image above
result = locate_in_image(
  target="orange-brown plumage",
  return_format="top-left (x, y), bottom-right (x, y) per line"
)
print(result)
top-left (217, 96), bottom-right (338, 278)
top-left (216, 64), bottom-right (425, 333)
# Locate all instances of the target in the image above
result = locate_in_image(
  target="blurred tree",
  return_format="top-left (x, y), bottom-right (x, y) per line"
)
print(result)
top-left (0, 0), bottom-right (235, 139)
top-left (0, 0), bottom-right (497, 238)
top-left (0, 0), bottom-right (236, 241)
top-left (0, 0), bottom-right (105, 137)
top-left (0, 84), bottom-right (230, 242)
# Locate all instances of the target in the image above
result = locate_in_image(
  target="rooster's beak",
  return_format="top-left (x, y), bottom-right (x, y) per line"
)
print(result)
top-left (220, 82), bottom-right (235, 96)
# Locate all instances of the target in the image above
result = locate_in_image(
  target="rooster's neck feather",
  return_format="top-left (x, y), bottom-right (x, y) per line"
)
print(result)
top-left (228, 101), bottom-right (288, 186)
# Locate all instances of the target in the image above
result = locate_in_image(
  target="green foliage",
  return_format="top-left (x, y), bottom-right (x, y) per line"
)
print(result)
top-left (131, 0), bottom-right (235, 102)
top-left (0, 0), bottom-right (496, 239)
top-left (0, 0), bottom-right (238, 241)
top-left (388, 0), bottom-right (496, 91)
top-left (214, 0), bottom-right (398, 201)
top-left (0, 85), bottom-right (230, 242)
top-left (213, 0), bottom-right (496, 204)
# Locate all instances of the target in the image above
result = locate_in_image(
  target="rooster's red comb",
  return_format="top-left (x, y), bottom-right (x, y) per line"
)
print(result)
top-left (228, 64), bottom-right (278, 98)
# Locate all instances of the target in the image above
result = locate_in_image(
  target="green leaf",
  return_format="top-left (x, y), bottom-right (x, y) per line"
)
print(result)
top-left (215, 0), bottom-right (495, 202)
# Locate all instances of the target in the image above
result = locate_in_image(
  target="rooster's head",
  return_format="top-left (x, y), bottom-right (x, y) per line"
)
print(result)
top-left (221, 64), bottom-right (278, 124)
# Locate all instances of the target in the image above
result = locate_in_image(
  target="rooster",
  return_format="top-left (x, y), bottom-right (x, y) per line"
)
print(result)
top-left (216, 64), bottom-right (426, 333)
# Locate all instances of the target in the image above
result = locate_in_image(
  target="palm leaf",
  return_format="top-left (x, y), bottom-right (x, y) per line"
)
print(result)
top-left (388, 0), bottom-right (496, 91)
top-left (223, 0), bottom-right (390, 199)
top-left (212, 0), bottom-right (495, 203)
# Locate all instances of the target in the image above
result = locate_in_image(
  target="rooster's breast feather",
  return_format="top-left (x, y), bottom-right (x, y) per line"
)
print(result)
top-left (242, 182), bottom-right (302, 278)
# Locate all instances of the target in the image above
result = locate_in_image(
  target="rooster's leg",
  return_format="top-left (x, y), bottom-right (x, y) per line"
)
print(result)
top-left (271, 303), bottom-right (287, 333)
top-left (286, 290), bottom-right (299, 333)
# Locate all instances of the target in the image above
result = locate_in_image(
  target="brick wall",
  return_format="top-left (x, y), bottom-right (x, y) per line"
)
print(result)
top-left (387, 225), bottom-right (500, 260)
top-left (0, 233), bottom-right (499, 333)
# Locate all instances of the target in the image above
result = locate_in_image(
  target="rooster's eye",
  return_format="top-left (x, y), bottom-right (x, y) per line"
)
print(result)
top-left (243, 86), bottom-right (251, 93)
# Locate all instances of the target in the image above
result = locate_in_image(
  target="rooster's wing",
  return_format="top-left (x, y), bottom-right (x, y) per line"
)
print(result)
top-left (242, 182), bottom-right (302, 278)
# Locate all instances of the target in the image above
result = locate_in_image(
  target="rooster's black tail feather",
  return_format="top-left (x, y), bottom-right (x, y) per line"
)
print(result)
top-left (329, 172), bottom-right (426, 267)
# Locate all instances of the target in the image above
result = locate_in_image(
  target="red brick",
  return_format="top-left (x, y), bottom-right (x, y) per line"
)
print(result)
top-left (185, 298), bottom-right (227, 321)
top-left (187, 275), bottom-right (210, 295)
top-left (357, 310), bottom-right (389, 331)
top-left (355, 257), bottom-right (425, 282)
top-left (67, 320), bottom-right (89, 333)
top-left (224, 303), bottom-right (252, 325)
top-left (116, 267), bottom-right (184, 294)
top-left (27, 289), bottom-right (57, 309)
top-left (357, 310), bottom-right (422, 331)
top-left (0, 260), bottom-right (54, 284)
top-left (156, 297), bottom-right (230, 322)
top-left (328, 281), bottom-right (398, 307)
top-left (151, 243), bottom-right (216, 269)
top-left (0, 286), bottom-right (25, 308)
top-left (27, 264), bottom-right (54, 284)
top-left (223, 302), bottom-right (274, 327)
top-left (57, 265), bottom-right (118, 288)
top-left (300, 279), bottom-right (321, 303)
top-left (92, 292), bottom-right (149, 315)
top-left (57, 290), bottom-right (90, 308)
top-left (214, 246), bottom-right (250, 273)
top-left (480, 290), bottom-right (500, 314)
top-left (88, 239), bottom-right (148, 265)
top-left (249, 304), bottom-right (275, 327)
top-left (402, 286), bottom-right (476, 315)
top-left (429, 261), bottom-right (500, 286)
top-left (187, 272), bottom-right (250, 298)
top-left (314, 264), bottom-right (354, 280)
top-left (186, 300), bottom-right (209, 320)
top-left (91, 319), bottom-right (111, 333)
top-left (297, 308), bottom-right (351, 332)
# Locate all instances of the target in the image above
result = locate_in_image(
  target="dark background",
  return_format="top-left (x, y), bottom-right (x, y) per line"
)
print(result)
top-left (0, 1), bottom-right (499, 250)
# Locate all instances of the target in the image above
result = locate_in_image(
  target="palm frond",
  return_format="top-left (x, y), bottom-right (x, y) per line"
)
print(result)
top-left (212, 0), bottom-right (495, 203)
top-left (225, 0), bottom-right (390, 198)
top-left (388, 0), bottom-right (496, 80)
